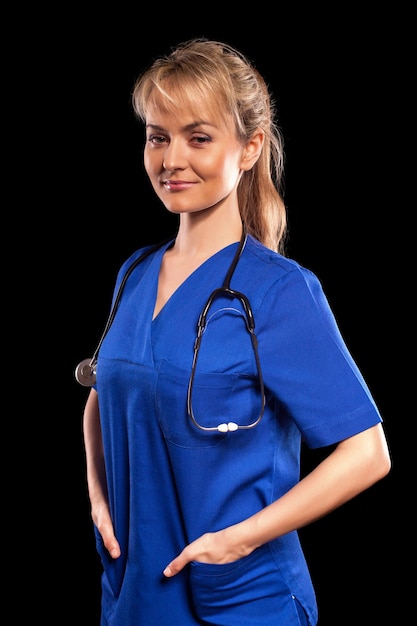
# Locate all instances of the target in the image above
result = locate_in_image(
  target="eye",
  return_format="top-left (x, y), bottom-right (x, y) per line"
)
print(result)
top-left (191, 134), bottom-right (212, 145)
top-left (147, 134), bottom-right (167, 145)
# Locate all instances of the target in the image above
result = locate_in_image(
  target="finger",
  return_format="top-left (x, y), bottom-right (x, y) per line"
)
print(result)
top-left (102, 527), bottom-right (121, 559)
top-left (107, 542), bottom-right (121, 559)
top-left (163, 554), bottom-right (187, 577)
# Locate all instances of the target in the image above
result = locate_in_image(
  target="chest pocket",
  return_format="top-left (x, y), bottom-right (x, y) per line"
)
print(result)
top-left (155, 359), bottom-right (261, 449)
top-left (155, 303), bottom-right (263, 448)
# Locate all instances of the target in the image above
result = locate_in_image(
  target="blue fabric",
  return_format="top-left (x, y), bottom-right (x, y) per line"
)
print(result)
top-left (95, 235), bottom-right (382, 625)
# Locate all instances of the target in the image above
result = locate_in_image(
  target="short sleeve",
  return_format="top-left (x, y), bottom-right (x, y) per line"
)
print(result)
top-left (255, 266), bottom-right (382, 448)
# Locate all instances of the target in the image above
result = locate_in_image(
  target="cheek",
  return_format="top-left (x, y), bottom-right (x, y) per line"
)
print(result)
top-left (198, 151), bottom-right (241, 181)
top-left (217, 152), bottom-right (243, 186)
top-left (143, 149), bottom-right (161, 178)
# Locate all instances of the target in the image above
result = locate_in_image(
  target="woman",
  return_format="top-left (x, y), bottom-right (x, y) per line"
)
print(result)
top-left (80, 38), bottom-right (391, 625)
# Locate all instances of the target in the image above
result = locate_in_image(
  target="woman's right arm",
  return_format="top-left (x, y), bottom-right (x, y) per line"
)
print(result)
top-left (83, 388), bottom-right (121, 559)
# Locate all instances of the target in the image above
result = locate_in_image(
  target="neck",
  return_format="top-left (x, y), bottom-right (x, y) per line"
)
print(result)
top-left (174, 210), bottom-right (243, 257)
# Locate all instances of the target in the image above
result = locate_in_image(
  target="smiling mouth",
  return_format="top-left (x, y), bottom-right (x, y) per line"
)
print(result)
top-left (163, 180), bottom-right (195, 191)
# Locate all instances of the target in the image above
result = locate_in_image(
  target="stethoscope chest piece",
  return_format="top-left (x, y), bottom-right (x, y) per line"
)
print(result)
top-left (75, 358), bottom-right (97, 387)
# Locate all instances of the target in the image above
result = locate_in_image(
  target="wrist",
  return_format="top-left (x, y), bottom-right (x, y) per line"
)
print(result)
top-left (224, 519), bottom-right (261, 559)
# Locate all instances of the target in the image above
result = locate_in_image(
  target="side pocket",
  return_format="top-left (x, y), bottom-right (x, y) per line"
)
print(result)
top-left (189, 544), bottom-right (303, 625)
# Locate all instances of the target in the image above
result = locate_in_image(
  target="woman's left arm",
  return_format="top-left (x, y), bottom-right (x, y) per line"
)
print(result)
top-left (163, 423), bottom-right (391, 576)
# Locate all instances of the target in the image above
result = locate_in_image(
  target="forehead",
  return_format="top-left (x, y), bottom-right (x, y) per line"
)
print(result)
top-left (144, 86), bottom-right (232, 130)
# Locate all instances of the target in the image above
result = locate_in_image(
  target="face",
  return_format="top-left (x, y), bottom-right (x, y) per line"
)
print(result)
top-left (143, 99), bottom-right (246, 216)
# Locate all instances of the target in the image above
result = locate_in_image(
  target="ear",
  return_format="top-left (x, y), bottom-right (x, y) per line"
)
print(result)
top-left (240, 130), bottom-right (264, 171)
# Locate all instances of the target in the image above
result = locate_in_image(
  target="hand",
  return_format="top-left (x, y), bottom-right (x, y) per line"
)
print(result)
top-left (91, 500), bottom-right (121, 559)
top-left (163, 527), bottom-right (251, 577)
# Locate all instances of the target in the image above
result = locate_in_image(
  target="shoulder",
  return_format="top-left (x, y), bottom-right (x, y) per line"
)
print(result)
top-left (123, 238), bottom-right (173, 267)
top-left (117, 239), bottom-right (174, 280)
top-left (237, 236), bottom-right (331, 316)
top-left (242, 235), bottom-right (319, 288)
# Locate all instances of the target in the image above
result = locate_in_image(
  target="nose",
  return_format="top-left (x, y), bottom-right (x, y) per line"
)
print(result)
top-left (162, 138), bottom-right (186, 171)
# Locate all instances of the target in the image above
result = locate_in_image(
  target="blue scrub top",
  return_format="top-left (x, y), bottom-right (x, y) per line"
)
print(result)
top-left (95, 235), bottom-right (382, 625)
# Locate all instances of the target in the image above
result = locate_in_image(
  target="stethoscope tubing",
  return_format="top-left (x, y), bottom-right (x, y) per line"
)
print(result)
top-left (75, 228), bottom-right (266, 432)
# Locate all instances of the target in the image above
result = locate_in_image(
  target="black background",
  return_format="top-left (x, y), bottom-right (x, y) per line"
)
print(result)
top-left (28, 7), bottom-right (411, 625)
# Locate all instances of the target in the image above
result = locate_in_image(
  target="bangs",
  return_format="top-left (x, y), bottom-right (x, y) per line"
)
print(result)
top-left (134, 71), bottom-right (233, 130)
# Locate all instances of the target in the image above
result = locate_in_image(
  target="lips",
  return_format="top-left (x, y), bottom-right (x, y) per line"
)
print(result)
top-left (163, 180), bottom-right (196, 191)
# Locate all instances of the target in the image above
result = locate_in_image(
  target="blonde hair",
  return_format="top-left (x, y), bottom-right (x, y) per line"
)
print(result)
top-left (132, 38), bottom-right (287, 254)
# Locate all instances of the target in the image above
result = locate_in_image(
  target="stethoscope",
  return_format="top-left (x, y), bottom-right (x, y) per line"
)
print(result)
top-left (75, 229), bottom-right (265, 433)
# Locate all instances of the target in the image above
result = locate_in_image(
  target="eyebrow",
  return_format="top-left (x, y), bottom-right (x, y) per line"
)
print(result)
top-left (145, 121), bottom-right (217, 132)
